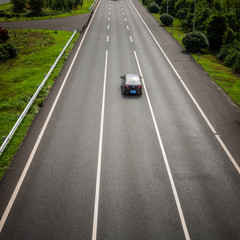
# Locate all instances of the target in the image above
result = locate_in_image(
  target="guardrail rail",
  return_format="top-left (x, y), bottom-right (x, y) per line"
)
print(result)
top-left (0, 30), bottom-right (77, 155)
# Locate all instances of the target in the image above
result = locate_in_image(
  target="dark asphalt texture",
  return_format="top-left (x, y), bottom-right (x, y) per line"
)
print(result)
top-left (0, 14), bottom-right (90, 32)
top-left (0, 0), bottom-right (239, 239)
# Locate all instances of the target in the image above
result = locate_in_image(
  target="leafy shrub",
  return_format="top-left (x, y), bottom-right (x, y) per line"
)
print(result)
top-left (160, 0), bottom-right (176, 16)
top-left (4, 43), bottom-right (17, 59)
top-left (176, 7), bottom-right (189, 20)
top-left (0, 27), bottom-right (9, 43)
top-left (217, 44), bottom-right (234, 60)
top-left (0, 10), bottom-right (6, 17)
top-left (5, 13), bottom-right (12, 19)
top-left (0, 44), bottom-right (9, 61)
top-left (12, 0), bottom-right (27, 13)
top-left (143, 0), bottom-right (152, 5)
top-left (181, 12), bottom-right (193, 29)
top-left (206, 14), bottom-right (228, 50)
top-left (196, 7), bottom-right (212, 31)
top-left (182, 31), bottom-right (209, 52)
top-left (222, 28), bottom-right (237, 45)
top-left (160, 13), bottom-right (174, 26)
top-left (154, 0), bottom-right (162, 7)
top-left (224, 50), bottom-right (240, 67)
top-left (147, 2), bottom-right (160, 13)
top-left (233, 59), bottom-right (240, 74)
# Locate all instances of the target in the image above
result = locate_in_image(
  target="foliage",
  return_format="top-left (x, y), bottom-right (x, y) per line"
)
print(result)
top-left (160, 13), bottom-right (174, 26)
top-left (154, 0), bottom-right (162, 7)
top-left (222, 28), bottom-right (237, 45)
top-left (206, 13), bottom-right (228, 50)
top-left (0, 27), bottom-right (9, 43)
top-left (195, 7), bottom-right (212, 31)
top-left (160, 0), bottom-right (176, 16)
top-left (12, 0), bottom-right (26, 13)
top-left (181, 12), bottom-right (193, 29)
top-left (28, 0), bottom-right (44, 12)
top-left (147, 2), bottom-right (160, 13)
top-left (182, 31), bottom-right (209, 52)
top-left (176, 7), bottom-right (189, 20)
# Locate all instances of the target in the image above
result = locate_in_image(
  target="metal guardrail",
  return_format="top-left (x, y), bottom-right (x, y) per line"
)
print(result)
top-left (89, 0), bottom-right (98, 11)
top-left (0, 30), bottom-right (77, 155)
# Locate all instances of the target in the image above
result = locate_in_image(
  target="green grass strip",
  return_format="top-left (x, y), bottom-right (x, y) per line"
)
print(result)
top-left (0, 0), bottom-right (94, 22)
top-left (0, 29), bottom-right (79, 179)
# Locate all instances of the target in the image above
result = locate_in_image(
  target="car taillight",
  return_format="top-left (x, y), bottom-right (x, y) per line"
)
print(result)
top-left (124, 84), bottom-right (129, 88)
top-left (138, 85), bottom-right (142, 88)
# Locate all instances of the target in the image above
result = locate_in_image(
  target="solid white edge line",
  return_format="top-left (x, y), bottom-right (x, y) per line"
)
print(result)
top-left (92, 50), bottom-right (108, 240)
top-left (0, 0), bottom-right (103, 233)
top-left (134, 51), bottom-right (191, 240)
top-left (130, 0), bottom-right (240, 174)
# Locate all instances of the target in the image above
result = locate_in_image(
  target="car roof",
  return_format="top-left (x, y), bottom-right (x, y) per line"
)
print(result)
top-left (125, 74), bottom-right (140, 82)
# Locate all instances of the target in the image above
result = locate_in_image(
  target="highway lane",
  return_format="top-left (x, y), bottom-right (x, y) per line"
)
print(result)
top-left (0, 0), bottom-right (240, 239)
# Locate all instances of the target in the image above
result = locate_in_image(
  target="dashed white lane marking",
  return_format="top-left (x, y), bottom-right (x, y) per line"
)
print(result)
top-left (124, 17), bottom-right (127, 22)
top-left (108, 17), bottom-right (110, 21)
top-left (107, 24), bottom-right (109, 30)
top-left (123, 12), bottom-right (125, 15)
top-left (107, 35), bottom-right (109, 42)
top-left (129, 0), bottom-right (240, 174)
top-left (91, 50), bottom-right (108, 240)
top-left (126, 25), bottom-right (129, 30)
top-left (130, 36), bottom-right (133, 43)
top-left (134, 50), bottom-right (191, 240)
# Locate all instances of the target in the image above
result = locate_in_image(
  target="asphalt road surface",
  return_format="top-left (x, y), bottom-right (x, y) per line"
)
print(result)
top-left (0, 0), bottom-right (240, 239)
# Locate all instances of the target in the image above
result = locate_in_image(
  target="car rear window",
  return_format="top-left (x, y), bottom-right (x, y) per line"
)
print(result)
top-left (126, 77), bottom-right (140, 84)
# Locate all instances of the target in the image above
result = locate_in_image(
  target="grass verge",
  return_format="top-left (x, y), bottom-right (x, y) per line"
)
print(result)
top-left (0, 29), bottom-right (79, 179)
top-left (0, 0), bottom-right (94, 22)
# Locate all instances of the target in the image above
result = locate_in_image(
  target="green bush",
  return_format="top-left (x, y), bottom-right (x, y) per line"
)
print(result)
top-left (176, 7), bottom-right (189, 20)
top-left (0, 10), bottom-right (6, 17)
top-left (4, 43), bottom-right (17, 59)
top-left (222, 28), bottom-right (237, 45)
top-left (182, 31), bottom-right (209, 53)
top-left (160, 13), bottom-right (174, 26)
top-left (217, 44), bottom-right (234, 60)
top-left (147, 2), bottom-right (160, 13)
top-left (224, 50), bottom-right (240, 67)
top-left (181, 12), bottom-right (193, 29)
top-left (160, 0), bottom-right (176, 16)
top-left (143, 0), bottom-right (152, 5)
top-left (206, 14), bottom-right (228, 50)
top-left (233, 60), bottom-right (240, 74)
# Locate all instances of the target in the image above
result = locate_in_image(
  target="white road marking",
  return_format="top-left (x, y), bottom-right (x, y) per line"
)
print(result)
top-left (130, 36), bottom-right (133, 43)
top-left (130, 0), bottom-right (240, 174)
top-left (108, 17), bottom-right (110, 21)
top-left (126, 25), bottom-right (129, 30)
top-left (124, 17), bottom-right (127, 22)
top-left (0, 0), bottom-right (103, 232)
top-left (109, 11), bottom-right (110, 15)
top-left (107, 35), bottom-right (109, 42)
top-left (134, 51), bottom-right (191, 240)
top-left (123, 12), bottom-right (125, 15)
top-left (107, 24), bottom-right (109, 30)
top-left (92, 50), bottom-right (108, 240)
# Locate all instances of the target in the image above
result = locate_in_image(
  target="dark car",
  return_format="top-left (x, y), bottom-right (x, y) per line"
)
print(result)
top-left (121, 74), bottom-right (142, 96)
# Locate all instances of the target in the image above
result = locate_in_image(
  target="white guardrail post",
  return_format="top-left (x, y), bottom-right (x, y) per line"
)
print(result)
top-left (0, 30), bottom-right (77, 155)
